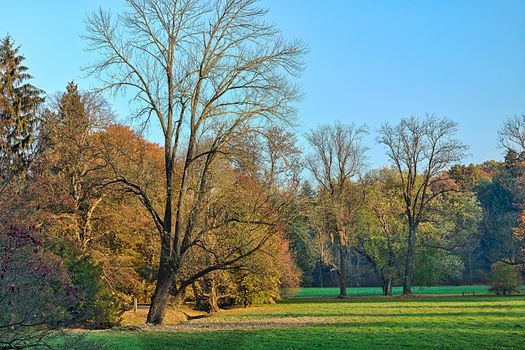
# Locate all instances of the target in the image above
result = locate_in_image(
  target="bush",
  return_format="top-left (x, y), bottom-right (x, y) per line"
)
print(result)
top-left (414, 249), bottom-right (464, 286)
top-left (0, 226), bottom-right (78, 348)
top-left (52, 242), bottom-right (123, 328)
top-left (68, 256), bottom-right (123, 328)
top-left (489, 262), bottom-right (522, 296)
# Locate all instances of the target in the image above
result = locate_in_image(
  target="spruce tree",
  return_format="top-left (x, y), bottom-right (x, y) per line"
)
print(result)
top-left (0, 35), bottom-right (44, 191)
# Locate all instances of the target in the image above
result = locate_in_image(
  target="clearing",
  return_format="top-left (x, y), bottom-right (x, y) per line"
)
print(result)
top-left (87, 289), bottom-right (525, 350)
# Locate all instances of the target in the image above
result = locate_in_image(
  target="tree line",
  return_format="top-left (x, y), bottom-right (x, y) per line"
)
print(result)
top-left (1, 1), bottom-right (524, 347)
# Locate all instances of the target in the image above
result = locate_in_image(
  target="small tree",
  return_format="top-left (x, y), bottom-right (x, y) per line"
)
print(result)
top-left (498, 113), bottom-right (525, 154)
top-left (40, 82), bottom-right (113, 250)
top-left (489, 262), bottom-right (522, 296)
top-left (358, 168), bottom-right (405, 296)
top-left (305, 122), bottom-right (368, 297)
top-left (413, 249), bottom-right (464, 286)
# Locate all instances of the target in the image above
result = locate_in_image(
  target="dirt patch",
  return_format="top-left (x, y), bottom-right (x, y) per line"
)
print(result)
top-left (121, 306), bottom-right (208, 327)
top-left (119, 306), bottom-right (341, 333)
top-left (171, 316), bottom-right (341, 332)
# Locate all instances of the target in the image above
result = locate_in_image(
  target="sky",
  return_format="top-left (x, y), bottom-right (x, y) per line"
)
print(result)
top-left (2, 0), bottom-right (524, 167)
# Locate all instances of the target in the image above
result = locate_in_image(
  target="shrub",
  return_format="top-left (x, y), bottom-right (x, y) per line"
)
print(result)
top-left (414, 249), bottom-right (464, 286)
top-left (53, 243), bottom-right (123, 328)
top-left (489, 262), bottom-right (522, 295)
top-left (0, 226), bottom-right (78, 348)
top-left (67, 255), bottom-right (123, 328)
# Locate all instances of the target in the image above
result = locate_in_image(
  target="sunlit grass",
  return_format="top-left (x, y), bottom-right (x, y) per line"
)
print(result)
top-left (89, 296), bottom-right (525, 350)
top-left (291, 285), bottom-right (525, 298)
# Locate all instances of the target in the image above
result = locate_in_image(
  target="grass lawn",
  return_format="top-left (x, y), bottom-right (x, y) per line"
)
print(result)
top-left (291, 285), bottom-right (525, 298)
top-left (87, 296), bottom-right (525, 350)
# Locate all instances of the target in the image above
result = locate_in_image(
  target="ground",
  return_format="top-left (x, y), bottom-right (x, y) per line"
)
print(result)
top-left (87, 287), bottom-right (525, 350)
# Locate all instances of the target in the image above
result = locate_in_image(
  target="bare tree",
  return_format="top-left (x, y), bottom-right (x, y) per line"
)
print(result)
top-left (83, 0), bottom-right (305, 324)
top-left (498, 113), bottom-right (525, 154)
top-left (377, 114), bottom-right (467, 294)
top-left (305, 122), bottom-right (368, 297)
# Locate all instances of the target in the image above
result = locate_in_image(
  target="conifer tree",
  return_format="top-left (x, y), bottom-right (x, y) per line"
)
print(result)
top-left (0, 35), bottom-right (44, 192)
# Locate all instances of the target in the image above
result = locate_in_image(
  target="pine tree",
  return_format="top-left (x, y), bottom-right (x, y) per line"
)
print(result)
top-left (0, 35), bottom-right (44, 191)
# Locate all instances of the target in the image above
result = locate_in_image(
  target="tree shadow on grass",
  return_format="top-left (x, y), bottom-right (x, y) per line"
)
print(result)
top-left (94, 322), bottom-right (525, 350)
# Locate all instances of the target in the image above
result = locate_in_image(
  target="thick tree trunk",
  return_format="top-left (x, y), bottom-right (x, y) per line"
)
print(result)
top-left (192, 276), bottom-right (220, 313)
top-left (207, 277), bottom-right (220, 313)
top-left (146, 260), bottom-right (173, 324)
top-left (403, 224), bottom-right (416, 295)
top-left (147, 148), bottom-right (176, 325)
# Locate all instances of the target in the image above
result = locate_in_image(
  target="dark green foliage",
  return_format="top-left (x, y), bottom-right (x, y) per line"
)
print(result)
top-left (489, 262), bottom-right (522, 295)
top-left (475, 170), bottom-right (522, 269)
top-left (449, 162), bottom-right (524, 282)
top-left (285, 218), bottom-right (317, 285)
top-left (0, 35), bottom-right (44, 190)
top-left (68, 256), bottom-right (123, 328)
top-left (52, 242), bottom-right (123, 328)
top-left (413, 249), bottom-right (464, 286)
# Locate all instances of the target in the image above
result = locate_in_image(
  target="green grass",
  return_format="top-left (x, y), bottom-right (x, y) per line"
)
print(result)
top-left (292, 285), bottom-right (523, 298)
top-left (87, 296), bottom-right (525, 350)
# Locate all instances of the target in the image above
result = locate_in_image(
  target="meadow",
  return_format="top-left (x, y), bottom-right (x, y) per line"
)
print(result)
top-left (292, 285), bottom-right (516, 298)
top-left (86, 287), bottom-right (525, 350)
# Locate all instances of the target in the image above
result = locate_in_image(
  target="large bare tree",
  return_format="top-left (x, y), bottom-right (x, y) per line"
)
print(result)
top-left (377, 114), bottom-right (467, 294)
top-left (305, 122), bottom-right (368, 297)
top-left (83, 0), bottom-right (305, 324)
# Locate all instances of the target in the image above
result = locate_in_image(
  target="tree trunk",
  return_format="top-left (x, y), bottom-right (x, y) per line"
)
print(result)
top-left (207, 277), bottom-right (220, 313)
top-left (383, 277), bottom-right (392, 296)
top-left (147, 148), bottom-right (175, 325)
top-left (468, 247), bottom-right (473, 285)
top-left (403, 224), bottom-right (416, 295)
top-left (146, 260), bottom-right (173, 324)
top-left (338, 244), bottom-right (347, 298)
top-left (317, 258), bottom-right (324, 288)
top-left (355, 254), bottom-right (360, 287)
top-left (172, 286), bottom-right (186, 307)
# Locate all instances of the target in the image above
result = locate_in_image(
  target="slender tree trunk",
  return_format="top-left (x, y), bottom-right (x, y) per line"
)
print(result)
top-left (338, 243), bottom-right (347, 298)
top-left (385, 239), bottom-right (394, 296)
top-left (355, 254), bottom-right (360, 287)
top-left (172, 286), bottom-right (186, 307)
top-left (317, 258), bottom-right (324, 288)
top-left (468, 247), bottom-right (473, 285)
top-left (403, 224), bottom-right (416, 295)
top-left (383, 277), bottom-right (392, 296)
top-left (146, 259), bottom-right (173, 324)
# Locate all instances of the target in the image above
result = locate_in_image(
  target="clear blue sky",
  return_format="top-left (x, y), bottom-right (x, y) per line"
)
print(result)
top-left (2, 1), bottom-right (524, 167)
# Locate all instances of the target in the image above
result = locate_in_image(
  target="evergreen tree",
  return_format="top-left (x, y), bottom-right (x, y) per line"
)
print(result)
top-left (0, 35), bottom-right (44, 191)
